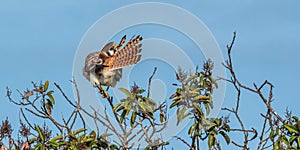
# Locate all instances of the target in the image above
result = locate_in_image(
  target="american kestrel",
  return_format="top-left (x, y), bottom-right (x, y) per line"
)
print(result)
top-left (83, 35), bottom-right (143, 87)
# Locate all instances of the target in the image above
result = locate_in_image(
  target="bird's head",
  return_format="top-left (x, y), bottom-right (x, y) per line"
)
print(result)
top-left (102, 42), bottom-right (117, 57)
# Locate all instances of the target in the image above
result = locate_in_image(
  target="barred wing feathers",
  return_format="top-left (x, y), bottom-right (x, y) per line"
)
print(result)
top-left (103, 35), bottom-right (143, 71)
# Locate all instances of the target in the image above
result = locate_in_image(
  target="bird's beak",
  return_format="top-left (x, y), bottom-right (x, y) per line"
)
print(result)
top-left (102, 65), bottom-right (110, 68)
top-left (113, 43), bottom-right (117, 50)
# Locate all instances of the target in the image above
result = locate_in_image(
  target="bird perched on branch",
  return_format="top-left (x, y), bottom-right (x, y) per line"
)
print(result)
top-left (83, 35), bottom-right (143, 88)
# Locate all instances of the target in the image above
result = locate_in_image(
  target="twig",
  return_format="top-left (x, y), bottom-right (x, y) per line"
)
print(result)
top-left (257, 110), bottom-right (271, 149)
top-left (174, 136), bottom-right (193, 149)
top-left (20, 108), bottom-right (34, 130)
top-left (220, 32), bottom-right (285, 149)
top-left (147, 67), bottom-right (157, 98)
top-left (54, 83), bottom-right (77, 108)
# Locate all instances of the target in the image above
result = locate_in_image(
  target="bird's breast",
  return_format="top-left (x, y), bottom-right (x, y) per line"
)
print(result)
top-left (99, 70), bottom-right (118, 87)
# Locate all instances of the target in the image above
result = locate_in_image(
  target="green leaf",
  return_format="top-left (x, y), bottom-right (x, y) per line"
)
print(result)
top-left (119, 88), bottom-right (133, 98)
top-left (89, 130), bottom-right (96, 138)
top-left (185, 74), bottom-right (198, 83)
top-left (131, 111), bottom-right (137, 127)
top-left (34, 143), bottom-right (43, 150)
top-left (292, 116), bottom-right (299, 121)
top-left (116, 106), bottom-right (125, 112)
top-left (123, 100), bottom-right (130, 111)
top-left (189, 90), bottom-right (200, 95)
top-left (209, 75), bottom-right (218, 88)
top-left (274, 141), bottom-right (279, 149)
top-left (35, 125), bottom-right (45, 142)
top-left (206, 123), bottom-right (216, 131)
top-left (198, 122), bottom-right (203, 131)
top-left (199, 75), bottom-right (204, 84)
top-left (46, 98), bottom-right (52, 106)
top-left (77, 132), bottom-right (86, 140)
top-left (207, 93), bottom-right (214, 108)
top-left (289, 135), bottom-right (298, 145)
top-left (223, 124), bottom-right (230, 132)
top-left (110, 144), bottom-right (119, 150)
top-left (159, 114), bottom-right (163, 123)
top-left (213, 118), bottom-right (222, 126)
top-left (100, 133), bottom-right (112, 138)
top-left (210, 129), bottom-right (218, 136)
top-left (188, 123), bottom-right (196, 135)
top-left (219, 131), bottom-right (230, 144)
top-left (147, 111), bottom-right (154, 119)
top-left (47, 92), bottom-right (55, 105)
top-left (136, 101), bottom-right (146, 112)
top-left (161, 142), bottom-right (169, 146)
top-left (113, 102), bottom-right (122, 112)
top-left (29, 137), bottom-right (37, 144)
top-left (139, 89), bottom-right (145, 94)
top-left (47, 90), bottom-right (54, 94)
top-left (45, 100), bottom-right (53, 115)
top-left (204, 103), bottom-right (210, 116)
top-left (44, 80), bottom-right (49, 92)
top-left (177, 106), bottom-right (187, 125)
top-left (275, 127), bottom-right (279, 136)
top-left (170, 98), bottom-right (183, 108)
top-left (194, 95), bottom-right (210, 101)
top-left (47, 140), bottom-right (59, 147)
top-left (169, 93), bottom-right (177, 99)
top-left (143, 97), bottom-right (156, 106)
top-left (70, 144), bottom-right (77, 150)
top-left (269, 129), bottom-right (275, 141)
top-left (279, 136), bottom-right (289, 147)
top-left (56, 141), bottom-right (66, 147)
top-left (284, 124), bottom-right (299, 134)
top-left (83, 137), bottom-right (94, 143)
top-left (144, 103), bottom-right (155, 113)
top-left (192, 103), bottom-right (204, 117)
top-left (50, 135), bottom-right (63, 142)
top-left (208, 134), bottom-right (215, 148)
top-left (69, 133), bottom-right (76, 140)
top-left (176, 88), bottom-right (182, 95)
top-left (120, 110), bottom-right (127, 123)
top-left (202, 80), bottom-right (207, 90)
top-left (73, 128), bottom-right (86, 135)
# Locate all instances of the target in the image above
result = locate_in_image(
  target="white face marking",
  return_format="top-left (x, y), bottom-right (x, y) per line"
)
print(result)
top-left (107, 49), bottom-right (115, 56)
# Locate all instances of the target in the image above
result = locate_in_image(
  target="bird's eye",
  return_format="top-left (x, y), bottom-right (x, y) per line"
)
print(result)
top-left (96, 59), bottom-right (103, 64)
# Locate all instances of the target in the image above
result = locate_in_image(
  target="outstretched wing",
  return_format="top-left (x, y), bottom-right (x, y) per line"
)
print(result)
top-left (103, 35), bottom-right (143, 71)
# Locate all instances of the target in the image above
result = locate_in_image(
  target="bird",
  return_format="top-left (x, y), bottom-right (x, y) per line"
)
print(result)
top-left (83, 35), bottom-right (143, 88)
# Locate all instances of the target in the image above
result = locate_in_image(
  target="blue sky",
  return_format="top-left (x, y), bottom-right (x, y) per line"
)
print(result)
top-left (1, 0), bottom-right (300, 149)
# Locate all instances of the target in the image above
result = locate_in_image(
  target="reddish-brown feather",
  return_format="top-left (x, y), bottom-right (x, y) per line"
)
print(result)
top-left (103, 35), bottom-right (142, 71)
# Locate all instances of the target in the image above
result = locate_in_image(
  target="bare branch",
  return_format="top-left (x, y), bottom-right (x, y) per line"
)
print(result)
top-left (147, 67), bottom-right (157, 98)
top-left (174, 136), bottom-right (193, 149)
